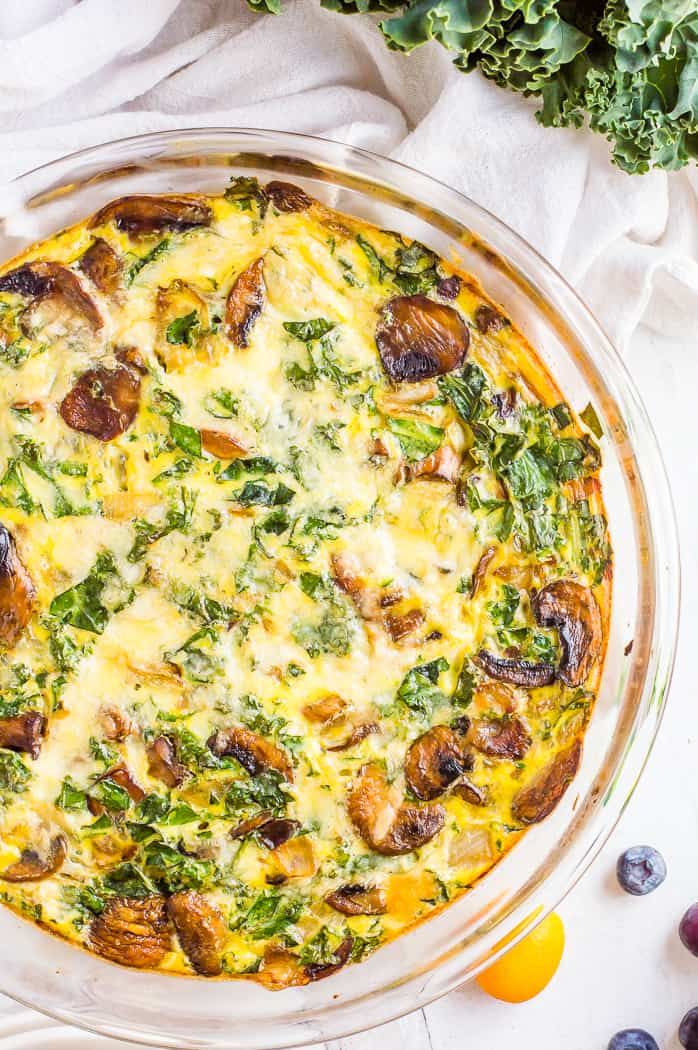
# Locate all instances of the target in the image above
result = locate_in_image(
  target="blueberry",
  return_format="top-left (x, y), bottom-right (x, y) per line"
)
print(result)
top-left (608, 1030), bottom-right (659, 1050)
top-left (679, 903), bottom-right (698, 957)
top-left (679, 1007), bottom-right (698, 1050)
top-left (616, 846), bottom-right (667, 896)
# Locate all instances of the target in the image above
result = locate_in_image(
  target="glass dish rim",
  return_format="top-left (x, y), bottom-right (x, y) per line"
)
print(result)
top-left (0, 127), bottom-right (681, 1049)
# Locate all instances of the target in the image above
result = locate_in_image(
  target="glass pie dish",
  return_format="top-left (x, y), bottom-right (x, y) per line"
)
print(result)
top-left (0, 129), bottom-right (679, 1049)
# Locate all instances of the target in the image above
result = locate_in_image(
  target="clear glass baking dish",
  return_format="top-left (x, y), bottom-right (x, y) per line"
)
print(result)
top-left (0, 129), bottom-right (680, 1049)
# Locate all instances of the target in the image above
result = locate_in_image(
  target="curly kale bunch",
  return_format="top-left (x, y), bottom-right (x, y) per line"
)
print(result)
top-left (248, 0), bottom-right (698, 174)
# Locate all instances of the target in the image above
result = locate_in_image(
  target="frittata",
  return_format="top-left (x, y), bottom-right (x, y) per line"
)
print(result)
top-left (0, 178), bottom-right (611, 984)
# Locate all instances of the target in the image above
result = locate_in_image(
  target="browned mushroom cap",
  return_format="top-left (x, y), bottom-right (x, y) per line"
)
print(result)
top-left (0, 834), bottom-right (66, 883)
top-left (471, 716), bottom-right (531, 761)
top-left (230, 810), bottom-right (274, 839)
top-left (475, 649), bottom-right (556, 689)
top-left (98, 704), bottom-right (134, 742)
top-left (88, 896), bottom-right (171, 968)
top-left (167, 890), bottom-right (226, 977)
top-left (474, 303), bottom-right (506, 334)
top-left (200, 429), bottom-right (248, 460)
top-left (436, 274), bottom-right (461, 300)
top-left (0, 261), bottom-right (103, 332)
top-left (326, 722), bottom-right (379, 752)
top-left (405, 444), bottom-right (461, 483)
top-left (207, 726), bottom-right (293, 783)
top-left (326, 883), bottom-right (387, 916)
top-left (88, 766), bottom-right (146, 816)
top-left (404, 725), bottom-right (473, 801)
top-left (225, 256), bottom-right (265, 348)
top-left (266, 181), bottom-right (312, 213)
top-left (90, 195), bottom-right (212, 237)
top-left (384, 607), bottom-right (425, 645)
top-left (453, 778), bottom-right (489, 807)
top-left (146, 735), bottom-right (189, 788)
top-left (302, 693), bottom-right (346, 724)
top-left (257, 945), bottom-right (309, 989)
top-left (79, 238), bottom-right (122, 297)
top-left (256, 818), bottom-right (300, 850)
top-left (532, 580), bottom-right (602, 688)
top-left (0, 525), bottom-right (36, 649)
top-left (305, 935), bottom-right (353, 981)
top-left (348, 764), bottom-right (445, 856)
top-left (511, 739), bottom-right (582, 825)
top-left (0, 712), bottom-right (45, 759)
top-left (375, 295), bottom-right (469, 384)
top-left (330, 551), bottom-right (382, 622)
top-left (470, 546), bottom-right (496, 598)
top-left (59, 363), bottom-right (141, 441)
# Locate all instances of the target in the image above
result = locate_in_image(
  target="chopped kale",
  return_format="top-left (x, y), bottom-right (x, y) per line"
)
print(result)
top-left (233, 890), bottom-right (303, 940)
top-left (0, 749), bottom-right (30, 795)
top-left (396, 656), bottom-right (449, 720)
top-left (166, 311), bottom-right (200, 347)
top-left (169, 419), bottom-right (202, 458)
top-left (49, 551), bottom-right (123, 635)
top-left (386, 417), bottom-right (444, 461)
top-left (283, 318), bottom-right (335, 342)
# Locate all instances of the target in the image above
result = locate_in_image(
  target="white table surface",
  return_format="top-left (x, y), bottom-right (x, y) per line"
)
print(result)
top-left (0, 322), bottom-right (694, 1050)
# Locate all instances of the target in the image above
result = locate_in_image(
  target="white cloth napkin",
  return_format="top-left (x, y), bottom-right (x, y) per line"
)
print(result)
top-left (0, 0), bottom-right (697, 352)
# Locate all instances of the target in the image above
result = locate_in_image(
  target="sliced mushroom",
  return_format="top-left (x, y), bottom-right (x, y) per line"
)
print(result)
top-left (305, 935), bottom-right (353, 981)
top-left (115, 345), bottom-right (148, 374)
top-left (0, 261), bottom-right (102, 333)
top-left (302, 694), bottom-right (346, 724)
top-left (330, 551), bottom-right (382, 622)
top-left (256, 818), bottom-right (300, 850)
top-left (326, 883), bottom-right (387, 916)
top-left (266, 181), bottom-right (312, 213)
top-left (79, 238), bottom-right (122, 297)
top-left (511, 738), bottom-right (582, 825)
top-left (90, 195), bottom-right (212, 237)
top-left (257, 945), bottom-right (309, 989)
top-left (0, 712), bottom-right (45, 759)
top-left (474, 303), bottom-right (506, 334)
top-left (146, 735), bottom-right (189, 788)
top-left (0, 834), bottom-right (66, 883)
top-left (532, 580), bottom-right (602, 687)
top-left (98, 704), bottom-right (134, 742)
top-left (273, 835), bottom-right (317, 879)
top-left (452, 778), bottom-right (489, 807)
top-left (384, 607), bottom-right (425, 645)
top-left (404, 725), bottom-right (473, 801)
top-left (200, 428), bottom-right (248, 460)
top-left (470, 546), bottom-right (496, 598)
top-left (471, 716), bottom-right (531, 760)
top-left (87, 766), bottom-right (146, 816)
top-left (475, 649), bottom-right (556, 689)
top-left (225, 256), bottom-right (265, 348)
top-left (0, 524), bottom-right (36, 649)
top-left (207, 726), bottom-right (293, 782)
top-left (230, 810), bottom-right (273, 840)
top-left (348, 764), bottom-right (445, 856)
top-left (167, 890), bottom-right (226, 977)
top-left (59, 363), bottom-right (141, 441)
top-left (375, 294), bottom-right (469, 384)
top-left (436, 274), bottom-right (462, 300)
top-left (326, 722), bottom-right (379, 752)
top-left (88, 895), bottom-right (171, 969)
top-left (405, 444), bottom-right (461, 483)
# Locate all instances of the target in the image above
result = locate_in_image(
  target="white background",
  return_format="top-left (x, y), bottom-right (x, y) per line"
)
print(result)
top-left (0, 326), bottom-right (693, 1050)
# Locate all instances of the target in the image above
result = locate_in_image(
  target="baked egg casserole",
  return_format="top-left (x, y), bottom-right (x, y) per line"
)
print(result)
top-left (0, 179), bottom-right (611, 984)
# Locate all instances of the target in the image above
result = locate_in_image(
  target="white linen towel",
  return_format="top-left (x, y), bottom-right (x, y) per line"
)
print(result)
top-left (0, 0), bottom-right (696, 352)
